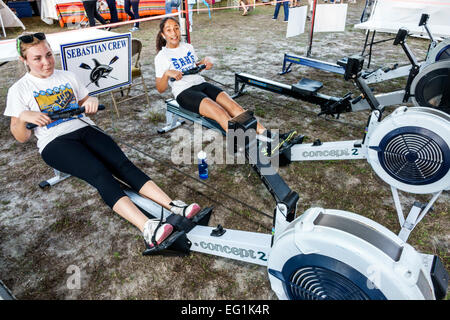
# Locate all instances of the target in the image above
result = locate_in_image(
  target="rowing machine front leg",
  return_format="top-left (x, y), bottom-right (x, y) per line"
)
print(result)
top-left (39, 169), bottom-right (71, 189)
top-left (157, 110), bottom-right (186, 134)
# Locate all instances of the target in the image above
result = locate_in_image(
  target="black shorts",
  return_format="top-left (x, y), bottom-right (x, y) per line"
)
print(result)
top-left (176, 82), bottom-right (224, 114)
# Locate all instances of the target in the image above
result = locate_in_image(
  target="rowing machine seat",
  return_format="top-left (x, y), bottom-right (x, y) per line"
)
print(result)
top-left (292, 78), bottom-right (323, 96)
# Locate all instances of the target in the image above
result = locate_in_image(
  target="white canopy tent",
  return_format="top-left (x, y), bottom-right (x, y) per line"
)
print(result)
top-left (355, 0), bottom-right (450, 38)
top-left (0, 0), bottom-right (26, 37)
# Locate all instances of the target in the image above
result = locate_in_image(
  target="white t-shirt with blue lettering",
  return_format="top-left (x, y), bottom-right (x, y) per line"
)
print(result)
top-left (154, 42), bottom-right (205, 98)
top-left (4, 70), bottom-right (95, 153)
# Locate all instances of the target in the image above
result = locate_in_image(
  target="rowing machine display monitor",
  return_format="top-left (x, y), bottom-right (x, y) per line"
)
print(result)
top-left (418, 13), bottom-right (435, 46)
top-left (343, 55), bottom-right (365, 81)
top-left (394, 28), bottom-right (409, 46)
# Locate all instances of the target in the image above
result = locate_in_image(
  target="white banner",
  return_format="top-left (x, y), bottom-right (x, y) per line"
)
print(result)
top-left (286, 6), bottom-right (308, 38)
top-left (314, 4), bottom-right (347, 33)
top-left (60, 33), bottom-right (132, 96)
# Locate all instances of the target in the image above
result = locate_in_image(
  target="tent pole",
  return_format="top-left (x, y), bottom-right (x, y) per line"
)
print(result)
top-left (306, 0), bottom-right (317, 57)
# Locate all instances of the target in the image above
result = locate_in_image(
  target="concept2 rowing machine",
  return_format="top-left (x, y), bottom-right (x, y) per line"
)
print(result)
top-left (156, 89), bottom-right (448, 299)
top-left (283, 56), bottom-right (449, 245)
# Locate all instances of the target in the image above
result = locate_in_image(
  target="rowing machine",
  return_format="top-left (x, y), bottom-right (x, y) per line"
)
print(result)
top-left (285, 56), bottom-right (450, 243)
top-left (281, 14), bottom-right (448, 82)
top-left (156, 97), bottom-right (448, 299)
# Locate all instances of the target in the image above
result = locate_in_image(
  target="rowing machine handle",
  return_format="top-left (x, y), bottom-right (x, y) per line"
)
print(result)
top-left (169, 64), bottom-right (207, 82)
top-left (26, 105), bottom-right (105, 130)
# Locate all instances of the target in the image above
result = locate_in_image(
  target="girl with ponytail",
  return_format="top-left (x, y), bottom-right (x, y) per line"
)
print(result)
top-left (154, 17), bottom-right (269, 137)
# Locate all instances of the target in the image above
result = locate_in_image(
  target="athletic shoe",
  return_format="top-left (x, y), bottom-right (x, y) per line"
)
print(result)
top-left (143, 219), bottom-right (173, 247)
top-left (272, 17), bottom-right (277, 20)
top-left (170, 200), bottom-right (201, 219)
top-left (129, 26), bottom-right (140, 32)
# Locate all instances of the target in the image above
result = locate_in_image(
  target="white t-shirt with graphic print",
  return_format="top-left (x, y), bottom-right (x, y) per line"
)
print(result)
top-left (154, 42), bottom-right (205, 99)
top-left (4, 69), bottom-right (95, 153)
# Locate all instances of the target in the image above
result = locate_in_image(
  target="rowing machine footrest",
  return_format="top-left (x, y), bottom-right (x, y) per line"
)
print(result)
top-left (279, 133), bottom-right (304, 155)
top-left (278, 133), bottom-right (305, 166)
top-left (291, 78), bottom-right (323, 96)
top-left (192, 206), bottom-right (213, 227)
top-left (141, 208), bottom-right (213, 256)
top-left (337, 57), bottom-right (348, 68)
top-left (142, 230), bottom-right (191, 255)
top-left (165, 207), bottom-right (213, 233)
top-left (394, 28), bottom-right (408, 45)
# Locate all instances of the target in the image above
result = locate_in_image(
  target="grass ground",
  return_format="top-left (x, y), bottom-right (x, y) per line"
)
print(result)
top-left (0, 1), bottom-right (448, 300)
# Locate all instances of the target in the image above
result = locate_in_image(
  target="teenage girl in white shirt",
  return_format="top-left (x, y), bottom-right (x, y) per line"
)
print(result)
top-left (154, 17), bottom-right (272, 138)
top-left (4, 32), bottom-right (201, 249)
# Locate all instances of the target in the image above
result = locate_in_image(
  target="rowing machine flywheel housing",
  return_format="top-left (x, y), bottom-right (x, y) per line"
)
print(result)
top-left (410, 60), bottom-right (450, 112)
top-left (366, 106), bottom-right (450, 194)
top-left (267, 207), bottom-right (437, 300)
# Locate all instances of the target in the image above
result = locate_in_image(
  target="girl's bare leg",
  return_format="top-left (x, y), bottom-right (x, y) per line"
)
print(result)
top-left (199, 98), bottom-right (233, 132)
top-left (112, 196), bottom-right (149, 232)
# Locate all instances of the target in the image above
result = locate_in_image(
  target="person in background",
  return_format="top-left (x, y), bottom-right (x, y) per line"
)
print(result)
top-left (272, 0), bottom-right (289, 22)
top-left (82, 0), bottom-right (110, 28)
top-left (307, 0), bottom-right (313, 19)
top-left (239, 0), bottom-right (249, 16)
top-left (106, 0), bottom-right (119, 24)
top-left (165, 0), bottom-right (180, 15)
top-left (187, 0), bottom-right (196, 32)
top-left (124, 0), bottom-right (140, 31)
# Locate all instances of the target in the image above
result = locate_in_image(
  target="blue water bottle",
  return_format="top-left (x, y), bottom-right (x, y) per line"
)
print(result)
top-left (198, 151), bottom-right (208, 180)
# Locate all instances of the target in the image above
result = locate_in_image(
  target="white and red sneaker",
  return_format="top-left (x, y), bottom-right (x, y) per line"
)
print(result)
top-left (143, 219), bottom-right (173, 247)
top-left (169, 200), bottom-right (201, 219)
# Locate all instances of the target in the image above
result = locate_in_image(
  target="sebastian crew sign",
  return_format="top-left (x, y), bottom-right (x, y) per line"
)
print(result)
top-left (60, 33), bottom-right (132, 95)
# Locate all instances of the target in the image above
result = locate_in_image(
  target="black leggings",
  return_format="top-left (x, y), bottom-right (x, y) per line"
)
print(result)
top-left (124, 0), bottom-right (140, 27)
top-left (41, 126), bottom-right (151, 208)
top-left (82, 0), bottom-right (107, 27)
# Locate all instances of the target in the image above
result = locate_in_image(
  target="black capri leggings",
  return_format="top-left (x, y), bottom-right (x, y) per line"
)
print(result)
top-left (176, 82), bottom-right (224, 114)
top-left (41, 126), bottom-right (151, 208)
